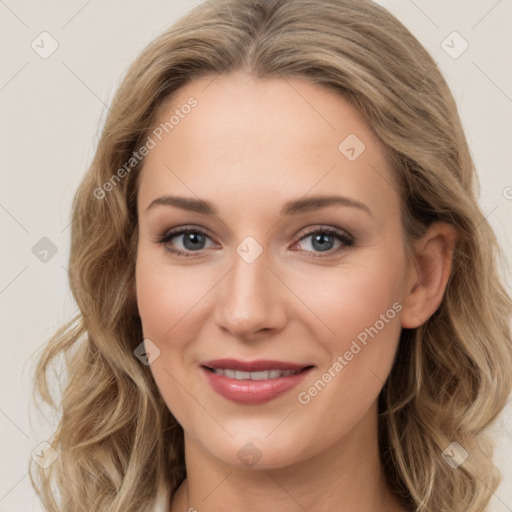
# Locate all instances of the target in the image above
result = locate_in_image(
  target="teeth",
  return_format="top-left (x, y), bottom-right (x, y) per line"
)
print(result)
top-left (211, 368), bottom-right (300, 380)
top-left (252, 371), bottom-right (272, 380)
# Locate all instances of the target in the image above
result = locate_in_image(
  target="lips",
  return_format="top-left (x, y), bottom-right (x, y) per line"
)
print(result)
top-left (200, 358), bottom-right (314, 405)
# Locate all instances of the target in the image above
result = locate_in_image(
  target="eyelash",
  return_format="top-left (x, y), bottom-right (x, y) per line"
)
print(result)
top-left (155, 225), bottom-right (355, 259)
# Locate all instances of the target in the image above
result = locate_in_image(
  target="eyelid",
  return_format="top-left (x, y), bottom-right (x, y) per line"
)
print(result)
top-left (297, 225), bottom-right (354, 243)
top-left (155, 224), bottom-right (355, 258)
top-left (155, 225), bottom-right (217, 257)
top-left (291, 225), bottom-right (355, 258)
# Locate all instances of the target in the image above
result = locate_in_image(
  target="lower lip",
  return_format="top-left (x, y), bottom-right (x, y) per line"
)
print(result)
top-left (201, 366), bottom-right (313, 405)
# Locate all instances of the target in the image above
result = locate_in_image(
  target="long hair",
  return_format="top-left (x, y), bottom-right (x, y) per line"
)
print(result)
top-left (29, 1), bottom-right (512, 510)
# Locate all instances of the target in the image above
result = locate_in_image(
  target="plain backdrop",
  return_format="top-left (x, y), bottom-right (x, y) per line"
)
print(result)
top-left (1, 1), bottom-right (511, 510)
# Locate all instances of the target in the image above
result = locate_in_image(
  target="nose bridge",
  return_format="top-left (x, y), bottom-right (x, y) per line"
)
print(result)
top-left (214, 240), bottom-right (285, 336)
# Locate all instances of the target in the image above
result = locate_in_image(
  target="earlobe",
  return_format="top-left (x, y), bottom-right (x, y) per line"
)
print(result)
top-left (400, 222), bottom-right (458, 329)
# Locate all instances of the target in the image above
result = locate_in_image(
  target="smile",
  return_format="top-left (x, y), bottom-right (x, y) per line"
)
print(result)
top-left (205, 368), bottom-right (302, 380)
top-left (200, 359), bottom-right (314, 404)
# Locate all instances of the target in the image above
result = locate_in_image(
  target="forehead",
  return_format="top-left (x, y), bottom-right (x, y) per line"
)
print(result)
top-left (137, 72), bottom-right (399, 217)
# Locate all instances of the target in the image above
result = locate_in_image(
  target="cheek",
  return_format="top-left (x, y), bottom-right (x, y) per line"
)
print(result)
top-left (335, 266), bottom-right (403, 339)
top-left (135, 250), bottom-right (206, 428)
top-left (290, 248), bottom-right (406, 350)
top-left (135, 248), bottom-right (212, 341)
top-left (290, 261), bottom-right (404, 445)
top-left (289, 246), bottom-right (406, 406)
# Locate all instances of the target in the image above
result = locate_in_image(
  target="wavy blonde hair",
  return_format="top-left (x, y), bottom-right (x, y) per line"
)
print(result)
top-left (29, 0), bottom-right (512, 510)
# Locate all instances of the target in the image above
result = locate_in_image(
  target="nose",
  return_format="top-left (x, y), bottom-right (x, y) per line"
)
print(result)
top-left (213, 247), bottom-right (287, 340)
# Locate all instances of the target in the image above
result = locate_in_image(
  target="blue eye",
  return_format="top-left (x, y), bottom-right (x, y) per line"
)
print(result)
top-left (157, 228), bottom-right (214, 257)
top-left (293, 227), bottom-right (354, 258)
top-left (156, 225), bottom-right (354, 258)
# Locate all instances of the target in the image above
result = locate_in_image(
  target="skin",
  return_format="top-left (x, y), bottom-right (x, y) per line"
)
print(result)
top-left (135, 71), bottom-right (457, 512)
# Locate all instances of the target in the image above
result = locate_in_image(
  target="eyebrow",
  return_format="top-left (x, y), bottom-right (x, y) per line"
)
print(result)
top-left (146, 194), bottom-right (373, 218)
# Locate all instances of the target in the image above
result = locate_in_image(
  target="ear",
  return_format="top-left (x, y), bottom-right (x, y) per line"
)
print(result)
top-left (401, 222), bottom-right (458, 329)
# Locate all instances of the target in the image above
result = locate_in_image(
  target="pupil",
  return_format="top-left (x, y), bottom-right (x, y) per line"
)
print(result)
top-left (312, 233), bottom-right (333, 252)
top-left (183, 232), bottom-right (205, 250)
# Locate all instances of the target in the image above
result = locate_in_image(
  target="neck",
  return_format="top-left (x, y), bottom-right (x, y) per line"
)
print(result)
top-left (170, 401), bottom-right (406, 512)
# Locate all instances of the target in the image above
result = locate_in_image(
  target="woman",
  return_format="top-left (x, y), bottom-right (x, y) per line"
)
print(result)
top-left (30, 0), bottom-right (512, 511)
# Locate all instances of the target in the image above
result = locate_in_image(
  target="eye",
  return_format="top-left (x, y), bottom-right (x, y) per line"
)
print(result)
top-left (291, 226), bottom-right (354, 258)
top-left (155, 225), bottom-right (355, 259)
top-left (156, 227), bottom-right (216, 257)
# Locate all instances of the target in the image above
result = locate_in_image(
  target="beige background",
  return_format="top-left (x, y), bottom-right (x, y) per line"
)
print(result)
top-left (1, 0), bottom-right (511, 510)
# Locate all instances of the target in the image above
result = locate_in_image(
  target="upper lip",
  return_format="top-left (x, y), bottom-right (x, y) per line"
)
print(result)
top-left (201, 358), bottom-right (313, 372)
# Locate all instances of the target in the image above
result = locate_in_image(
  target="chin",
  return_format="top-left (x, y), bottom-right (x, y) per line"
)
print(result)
top-left (195, 431), bottom-right (313, 471)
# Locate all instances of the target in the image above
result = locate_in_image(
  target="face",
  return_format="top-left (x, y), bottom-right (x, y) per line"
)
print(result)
top-left (135, 71), bottom-right (412, 469)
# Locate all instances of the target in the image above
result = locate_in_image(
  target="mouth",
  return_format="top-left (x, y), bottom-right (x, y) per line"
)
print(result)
top-left (199, 359), bottom-right (315, 404)
top-left (203, 367), bottom-right (306, 380)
